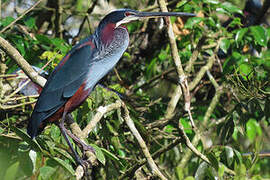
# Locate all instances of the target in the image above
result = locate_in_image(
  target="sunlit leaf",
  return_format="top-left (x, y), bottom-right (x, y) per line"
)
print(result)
top-left (4, 162), bottom-right (19, 180)
top-left (250, 26), bottom-right (268, 47)
top-left (235, 28), bottom-right (248, 43)
top-left (29, 150), bottom-right (37, 173)
top-left (220, 39), bottom-right (230, 54)
top-left (0, 16), bottom-right (15, 27)
top-left (218, 164), bottom-right (225, 178)
top-left (10, 126), bottom-right (42, 152)
top-left (24, 17), bottom-right (36, 29)
top-left (203, 0), bottom-right (219, 4)
top-left (225, 146), bottom-right (234, 166)
top-left (184, 17), bottom-right (204, 29)
top-left (220, 2), bottom-right (242, 14)
top-left (206, 152), bottom-right (219, 171)
top-left (195, 162), bottom-right (208, 180)
top-left (91, 144), bottom-right (106, 165)
top-left (238, 62), bottom-right (253, 80)
top-left (40, 166), bottom-right (56, 179)
top-left (180, 118), bottom-right (192, 134)
top-left (53, 157), bottom-right (75, 175)
top-left (246, 118), bottom-right (262, 142)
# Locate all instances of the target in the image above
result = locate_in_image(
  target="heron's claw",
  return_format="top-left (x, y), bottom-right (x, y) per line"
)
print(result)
top-left (82, 144), bottom-right (95, 153)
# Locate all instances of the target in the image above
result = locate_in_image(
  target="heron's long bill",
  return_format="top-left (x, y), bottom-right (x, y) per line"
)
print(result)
top-left (116, 10), bottom-right (196, 27)
top-left (137, 11), bottom-right (196, 18)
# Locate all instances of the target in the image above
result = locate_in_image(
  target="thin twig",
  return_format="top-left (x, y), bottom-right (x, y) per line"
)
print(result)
top-left (122, 102), bottom-right (168, 180)
top-left (0, 0), bottom-right (44, 33)
top-left (132, 67), bottom-right (175, 94)
top-left (0, 100), bottom-right (37, 110)
top-left (75, 0), bottom-right (98, 37)
top-left (157, 0), bottom-right (195, 128)
top-left (189, 53), bottom-right (216, 90)
top-left (120, 138), bottom-right (183, 179)
top-left (81, 100), bottom-right (122, 138)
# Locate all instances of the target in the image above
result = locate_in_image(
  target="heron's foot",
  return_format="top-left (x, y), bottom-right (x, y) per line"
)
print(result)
top-left (76, 157), bottom-right (92, 178)
top-left (80, 159), bottom-right (91, 169)
top-left (82, 144), bottom-right (95, 153)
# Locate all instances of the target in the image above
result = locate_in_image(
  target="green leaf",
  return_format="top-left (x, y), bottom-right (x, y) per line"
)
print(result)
top-left (220, 2), bottom-right (242, 14)
top-left (4, 162), bottom-right (19, 180)
top-left (235, 28), bottom-right (248, 43)
top-left (123, 52), bottom-right (131, 59)
top-left (203, 0), bottom-right (219, 4)
top-left (40, 166), bottom-right (57, 179)
top-left (36, 34), bottom-right (52, 45)
top-left (146, 58), bottom-right (157, 78)
top-left (117, 149), bottom-right (126, 158)
top-left (233, 149), bottom-right (242, 164)
top-left (29, 150), bottom-right (37, 173)
top-left (50, 38), bottom-right (65, 47)
top-left (206, 152), bottom-right (219, 171)
top-left (91, 144), bottom-right (106, 165)
top-left (158, 50), bottom-right (168, 62)
top-left (250, 26), bottom-right (268, 47)
top-left (246, 119), bottom-right (256, 141)
top-left (0, 16), bottom-right (15, 27)
top-left (14, 38), bottom-right (26, 56)
top-left (246, 118), bottom-right (262, 142)
top-left (164, 124), bottom-right (174, 133)
top-left (218, 164), bottom-right (225, 178)
top-left (238, 63), bottom-right (253, 80)
top-left (24, 17), bottom-right (36, 29)
top-left (185, 176), bottom-right (195, 180)
top-left (101, 147), bottom-right (124, 167)
top-left (50, 124), bottom-right (61, 141)
top-left (184, 17), bottom-right (204, 29)
top-left (0, 127), bottom-right (4, 134)
top-left (225, 146), bottom-right (234, 166)
top-left (180, 118), bottom-right (192, 134)
top-left (101, 147), bottom-right (119, 161)
top-left (53, 147), bottom-right (75, 164)
top-left (176, 166), bottom-right (184, 180)
top-left (220, 39), bottom-right (230, 54)
top-left (53, 157), bottom-right (75, 175)
top-left (195, 162), bottom-right (208, 179)
top-left (10, 126), bottom-right (42, 152)
top-left (235, 163), bottom-right (246, 177)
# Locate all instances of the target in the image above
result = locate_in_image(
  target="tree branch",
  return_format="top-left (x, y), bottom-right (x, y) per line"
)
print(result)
top-left (158, 0), bottom-right (195, 128)
top-left (122, 101), bottom-right (168, 180)
top-left (0, 36), bottom-right (46, 87)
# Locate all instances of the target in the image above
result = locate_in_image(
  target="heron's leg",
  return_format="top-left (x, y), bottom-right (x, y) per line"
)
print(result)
top-left (59, 119), bottom-right (95, 152)
top-left (58, 110), bottom-right (86, 166)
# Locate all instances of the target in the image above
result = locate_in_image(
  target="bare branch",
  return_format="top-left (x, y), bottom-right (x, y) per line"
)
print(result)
top-left (122, 102), bottom-right (168, 180)
top-left (158, 0), bottom-right (195, 128)
top-left (0, 36), bottom-right (46, 87)
top-left (81, 100), bottom-right (122, 138)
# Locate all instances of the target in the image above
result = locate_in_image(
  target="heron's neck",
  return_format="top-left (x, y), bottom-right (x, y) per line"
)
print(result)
top-left (98, 23), bottom-right (116, 45)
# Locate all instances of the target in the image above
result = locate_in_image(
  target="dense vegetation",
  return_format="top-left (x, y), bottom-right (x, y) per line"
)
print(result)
top-left (0, 0), bottom-right (269, 179)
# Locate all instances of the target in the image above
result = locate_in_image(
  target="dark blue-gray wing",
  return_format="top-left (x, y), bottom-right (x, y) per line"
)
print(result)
top-left (36, 44), bottom-right (94, 112)
top-left (28, 41), bottom-right (96, 138)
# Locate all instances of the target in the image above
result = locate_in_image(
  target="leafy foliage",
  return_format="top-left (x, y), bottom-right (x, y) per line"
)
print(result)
top-left (0, 0), bottom-right (269, 179)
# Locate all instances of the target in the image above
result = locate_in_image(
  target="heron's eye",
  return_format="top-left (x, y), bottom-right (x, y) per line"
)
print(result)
top-left (125, 12), bottom-right (134, 17)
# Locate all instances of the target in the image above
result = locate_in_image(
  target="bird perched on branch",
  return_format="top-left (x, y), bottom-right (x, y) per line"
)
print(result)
top-left (27, 9), bottom-right (195, 167)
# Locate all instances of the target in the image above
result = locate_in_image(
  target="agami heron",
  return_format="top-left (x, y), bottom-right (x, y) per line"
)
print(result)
top-left (27, 9), bottom-right (195, 166)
